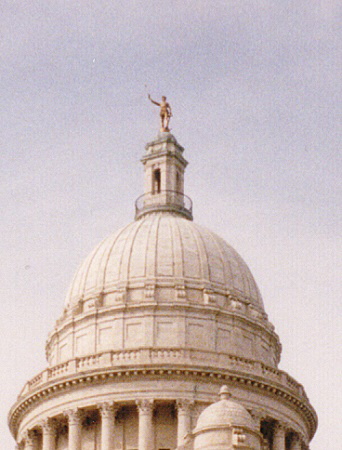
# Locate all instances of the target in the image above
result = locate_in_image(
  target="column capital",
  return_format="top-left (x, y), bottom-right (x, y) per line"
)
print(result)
top-left (291, 433), bottom-right (303, 450)
top-left (41, 418), bottom-right (57, 436)
top-left (176, 398), bottom-right (194, 413)
top-left (65, 408), bottom-right (83, 426)
top-left (24, 430), bottom-right (38, 446)
top-left (274, 420), bottom-right (288, 432)
top-left (99, 402), bottom-right (119, 419)
top-left (249, 408), bottom-right (267, 426)
top-left (136, 399), bottom-right (154, 414)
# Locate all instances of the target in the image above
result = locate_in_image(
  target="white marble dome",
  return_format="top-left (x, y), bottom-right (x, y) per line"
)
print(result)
top-left (45, 133), bottom-right (280, 369)
top-left (65, 212), bottom-right (264, 314)
top-left (9, 132), bottom-right (317, 450)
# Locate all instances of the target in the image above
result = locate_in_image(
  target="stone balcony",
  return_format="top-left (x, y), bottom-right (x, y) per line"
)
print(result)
top-left (19, 347), bottom-right (306, 400)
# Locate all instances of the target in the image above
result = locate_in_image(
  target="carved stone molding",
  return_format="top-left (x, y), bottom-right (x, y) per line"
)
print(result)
top-left (176, 398), bottom-right (193, 414)
top-left (99, 402), bottom-right (118, 419)
top-left (176, 285), bottom-right (186, 300)
top-left (136, 399), bottom-right (154, 415)
top-left (9, 366), bottom-right (317, 442)
top-left (65, 408), bottom-right (83, 426)
top-left (41, 418), bottom-right (57, 436)
top-left (24, 429), bottom-right (38, 446)
top-left (249, 408), bottom-right (267, 427)
top-left (274, 420), bottom-right (288, 432)
top-left (144, 283), bottom-right (155, 300)
top-left (203, 289), bottom-right (216, 304)
top-left (233, 428), bottom-right (247, 445)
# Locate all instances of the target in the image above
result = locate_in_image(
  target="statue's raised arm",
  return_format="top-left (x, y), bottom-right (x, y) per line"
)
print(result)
top-left (148, 94), bottom-right (172, 132)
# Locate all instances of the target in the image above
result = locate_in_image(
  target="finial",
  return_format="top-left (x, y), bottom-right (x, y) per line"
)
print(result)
top-left (219, 385), bottom-right (232, 400)
top-left (148, 93), bottom-right (173, 132)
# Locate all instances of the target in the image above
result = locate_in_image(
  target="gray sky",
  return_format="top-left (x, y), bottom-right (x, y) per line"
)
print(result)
top-left (1, 1), bottom-right (341, 448)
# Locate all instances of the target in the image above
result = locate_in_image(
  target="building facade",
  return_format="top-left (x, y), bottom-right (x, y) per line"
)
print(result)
top-left (8, 132), bottom-right (317, 449)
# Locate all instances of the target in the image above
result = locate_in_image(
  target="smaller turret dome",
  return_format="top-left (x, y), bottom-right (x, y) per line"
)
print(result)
top-left (194, 386), bottom-right (256, 433)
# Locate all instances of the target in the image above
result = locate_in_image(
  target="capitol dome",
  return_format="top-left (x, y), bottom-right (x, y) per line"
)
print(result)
top-left (45, 133), bottom-right (280, 369)
top-left (65, 213), bottom-right (264, 313)
top-left (9, 131), bottom-right (317, 450)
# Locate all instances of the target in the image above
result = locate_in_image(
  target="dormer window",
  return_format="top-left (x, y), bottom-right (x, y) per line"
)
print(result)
top-left (152, 168), bottom-right (161, 194)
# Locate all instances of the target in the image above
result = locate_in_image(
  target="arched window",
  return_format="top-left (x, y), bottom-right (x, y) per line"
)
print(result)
top-left (152, 168), bottom-right (161, 194)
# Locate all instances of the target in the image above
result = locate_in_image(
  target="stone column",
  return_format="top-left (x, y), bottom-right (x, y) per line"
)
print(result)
top-left (66, 409), bottom-right (83, 450)
top-left (249, 409), bottom-right (269, 449)
top-left (24, 430), bottom-right (38, 450)
top-left (291, 434), bottom-right (302, 450)
top-left (176, 399), bottom-right (192, 446)
top-left (100, 402), bottom-right (118, 450)
top-left (136, 399), bottom-right (154, 450)
top-left (273, 422), bottom-right (286, 450)
top-left (41, 419), bottom-right (57, 450)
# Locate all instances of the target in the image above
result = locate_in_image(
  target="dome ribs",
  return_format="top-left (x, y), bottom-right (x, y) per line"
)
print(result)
top-left (171, 215), bottom-right (184, 279)
top-left (101, 222), bottom-right (134, 292)
top-left (197, 226), bottom-right (225, 286)
top-left (145, 213), bottom-right (162, 280)
top-left (142, 214), bottom-right (157, 279)
top-left (119, 218), bottom-right (144, 283)
top-left (212, 235), bottom-right (232, 294)
top-left (156, 215), bottom-right (174, 277)
top-left (63, 216), bottom-right (266, 314)
top-left (181, 218), bottom-right (204, 280)
top-left (189, 221), bottom-right (210, 282)
top-left (127, 217), bottom-right (152, 279)
top-left (66, 243), bottom-right (99, 306)
top-left (79, 240), bottom-right (106, 304)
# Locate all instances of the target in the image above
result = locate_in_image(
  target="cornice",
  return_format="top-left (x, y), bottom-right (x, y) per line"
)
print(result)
top-left (8, 363), bottom-right (317, 441)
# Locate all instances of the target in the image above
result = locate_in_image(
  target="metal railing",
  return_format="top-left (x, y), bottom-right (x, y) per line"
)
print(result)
top-left (135, 190), bottom-right (193, 220)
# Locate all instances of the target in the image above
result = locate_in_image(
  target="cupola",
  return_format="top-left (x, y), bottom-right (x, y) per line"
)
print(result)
top-left (135, 131), bottom-right (193, 220)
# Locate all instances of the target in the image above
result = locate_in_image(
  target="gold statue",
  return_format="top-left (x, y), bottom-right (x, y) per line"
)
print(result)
top-left (148, 94), bottom-right (172, 132)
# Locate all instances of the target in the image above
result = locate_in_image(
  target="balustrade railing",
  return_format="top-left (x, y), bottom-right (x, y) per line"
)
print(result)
top-left (19, 347), bottom-right (306, 401)
top-left (135, 190), bottom-right (193, 220)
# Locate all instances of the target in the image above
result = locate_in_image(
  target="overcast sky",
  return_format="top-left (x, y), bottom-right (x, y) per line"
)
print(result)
top-left (1, 1), bottom-right (341, 448)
